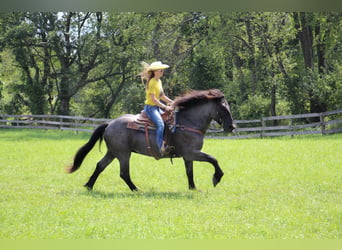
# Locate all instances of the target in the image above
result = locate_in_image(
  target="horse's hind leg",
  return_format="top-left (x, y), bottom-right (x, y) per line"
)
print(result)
top-left (84, 151), bottom-right (115, 190)
top-left (118, 153), bottom-right (138, 192)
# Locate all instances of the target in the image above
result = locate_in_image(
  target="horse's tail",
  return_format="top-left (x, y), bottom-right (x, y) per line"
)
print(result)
top-left (66, 123), bottom-right (108, 173)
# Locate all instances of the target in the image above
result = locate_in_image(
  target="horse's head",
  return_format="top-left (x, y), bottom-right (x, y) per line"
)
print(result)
top-left (214, 97), bottom-right (236, 133)
top-left (173, 89), bottom-right (236, 133)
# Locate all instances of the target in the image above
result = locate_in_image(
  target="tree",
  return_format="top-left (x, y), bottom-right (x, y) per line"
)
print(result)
top-left (51, 12), bottom-right (116, 115)
top-left (1, 12), bottom-right (341, 120)
top-left (74, 12), bottom-right (154, 117)
top-left (142, 12), bottom-right (209, 96)
top-left (1, 12), bottom-right (125, 116)
top-left (1, 13), bottom-right (54, 114)
top-left (291, 12), bottom-right (342, 115)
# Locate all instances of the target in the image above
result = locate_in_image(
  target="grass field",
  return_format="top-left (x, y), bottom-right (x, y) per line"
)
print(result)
top-left (0, 129), bottom-right (341, 239)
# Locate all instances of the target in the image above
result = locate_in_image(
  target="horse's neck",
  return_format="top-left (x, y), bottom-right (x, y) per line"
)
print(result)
top-left (177, 102), bottom-right (214, 132)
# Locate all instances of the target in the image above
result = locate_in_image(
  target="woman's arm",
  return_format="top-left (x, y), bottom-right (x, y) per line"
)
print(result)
top-left (160, 93), bottom-right (173, 105)
top-left (150, 93), bottom-right (173, 111)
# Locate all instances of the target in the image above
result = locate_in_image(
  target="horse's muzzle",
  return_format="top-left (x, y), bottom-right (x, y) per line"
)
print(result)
top-left (225, 123), bottom-right (237, 133)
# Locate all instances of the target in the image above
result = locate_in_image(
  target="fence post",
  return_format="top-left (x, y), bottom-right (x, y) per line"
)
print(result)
top-left (290, 118), bottom-right (294, 138)
top-left (320, 113), bottom-right (326, 135)
top-left (59, 117), bottom-right (63, 130)
top-left (261, 118), bottom-right (265, 138)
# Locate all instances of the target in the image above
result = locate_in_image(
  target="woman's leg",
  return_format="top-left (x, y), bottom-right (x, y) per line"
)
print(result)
top-left (144, 105), bottom-right (165, 152)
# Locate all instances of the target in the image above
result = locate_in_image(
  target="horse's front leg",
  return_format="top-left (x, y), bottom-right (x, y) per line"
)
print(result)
top-left (187, 151), bottom-right (224, 187)
top-left (183, 159), bottom-right (196, 190)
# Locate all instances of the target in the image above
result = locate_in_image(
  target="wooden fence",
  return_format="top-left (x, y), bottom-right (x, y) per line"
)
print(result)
top-left (0, 114), bottom-right (110, 133)
top-left (208, 109), bottom-right (342, 139)
top-left (1, 109), bottom-right (342, 139)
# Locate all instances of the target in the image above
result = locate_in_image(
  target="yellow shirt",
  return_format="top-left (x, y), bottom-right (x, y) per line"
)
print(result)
top-left (145, 78), bottom-right (163, 105)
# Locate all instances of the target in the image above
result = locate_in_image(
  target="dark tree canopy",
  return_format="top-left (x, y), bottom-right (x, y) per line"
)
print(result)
top-left (1, 12), bottom-right (341, 119)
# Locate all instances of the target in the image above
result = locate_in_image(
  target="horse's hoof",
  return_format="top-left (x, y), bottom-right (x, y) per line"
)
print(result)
top-left (212, 177), bottom-right (219, 187)
top-left (84, 184), bottom-right (93, 191)
top-left (212, 173), bottom-right (223, 187)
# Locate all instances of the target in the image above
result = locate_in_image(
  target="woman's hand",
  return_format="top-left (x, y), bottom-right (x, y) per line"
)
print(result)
top-left (165, 105), bottom-right (173, 112)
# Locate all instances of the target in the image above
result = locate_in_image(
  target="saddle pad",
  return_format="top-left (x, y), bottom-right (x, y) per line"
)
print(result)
top-left (126, 110), bottom-right (174, 131)
top-left (127, 121), bottom-right (156, 131)
top-left (135, 112), bottom-right (155, 127)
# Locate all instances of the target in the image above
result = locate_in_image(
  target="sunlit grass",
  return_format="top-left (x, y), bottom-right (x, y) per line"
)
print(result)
top-left (0, 129), bottom-right (341, 239)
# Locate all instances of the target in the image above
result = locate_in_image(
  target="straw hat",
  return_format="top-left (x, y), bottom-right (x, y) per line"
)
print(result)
top-left (148, 61), bottom-right (170, 72)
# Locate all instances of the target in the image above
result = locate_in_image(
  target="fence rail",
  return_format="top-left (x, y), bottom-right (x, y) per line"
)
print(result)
top-left (208, 109), bottom-right (342, 138)
top-left (1, 109), bottom-right (342, 139)
top-left (0, 114), bottom-right (111, 133)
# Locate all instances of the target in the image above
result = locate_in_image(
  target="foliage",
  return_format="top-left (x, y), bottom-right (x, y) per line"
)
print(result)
top-left (239, 94), bottom-right (270, 120)
top-left (0, 12), bottom-right (341, 120)
top-left (189, 41), bottom-right (226, 90)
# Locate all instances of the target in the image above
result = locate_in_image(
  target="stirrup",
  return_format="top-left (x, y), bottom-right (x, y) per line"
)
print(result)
top-left (161, 144), bottom-right (174, 156)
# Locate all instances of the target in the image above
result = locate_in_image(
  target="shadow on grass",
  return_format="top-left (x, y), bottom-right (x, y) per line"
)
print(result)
top-left (79, 189), bottom-right (196, 200)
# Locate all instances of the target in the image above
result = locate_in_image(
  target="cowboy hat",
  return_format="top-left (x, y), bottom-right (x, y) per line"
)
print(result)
top-left (148, 61), bottom-right (170, 71)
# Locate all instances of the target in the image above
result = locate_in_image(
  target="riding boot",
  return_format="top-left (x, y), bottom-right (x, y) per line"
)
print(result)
top-left (160, 141), bottom-right (167, 155)
top-left (160, 141), bottom-right (174, 156)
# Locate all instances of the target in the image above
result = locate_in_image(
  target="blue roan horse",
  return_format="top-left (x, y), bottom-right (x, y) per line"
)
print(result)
top-left (67, 89), bottom-right (236, 191)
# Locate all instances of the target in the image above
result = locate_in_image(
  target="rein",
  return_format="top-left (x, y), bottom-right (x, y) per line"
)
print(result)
top-left (173, 124), bottom-right (204, 136)
top-left (169, 107), bottom-right (204, 136)
top-left (144, 123), bottom-right (160, 160)
top-left (171, 107), bottom-right (204, 136)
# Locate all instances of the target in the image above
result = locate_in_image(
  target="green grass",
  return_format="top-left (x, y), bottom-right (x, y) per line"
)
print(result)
top-left (0, 129), bottom-right (341, 239)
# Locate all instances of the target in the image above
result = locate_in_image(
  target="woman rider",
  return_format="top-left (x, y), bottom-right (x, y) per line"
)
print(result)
top-left (140, 61), bottom-right (174, 155)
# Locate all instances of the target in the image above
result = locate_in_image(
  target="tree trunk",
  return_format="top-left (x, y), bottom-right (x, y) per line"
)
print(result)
top-left (270, 83), bottom-right (277, 118)
top-left (103, 76), bottom-right (126, 118)
top-left (315, 21), bottom-right (326, 73)
top-left (293, 12), bottom-right (314, 69)
top-left (58, 73), bottom-right (71, 115)
top-left (293, 12), bottom-right (327, 116)
top-left (245, 16), bottom-right (257, 94)
top-left (59, 97), bottom-right (71, 116)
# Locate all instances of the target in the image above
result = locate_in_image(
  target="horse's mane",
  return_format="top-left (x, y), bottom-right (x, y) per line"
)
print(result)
top-left (173, 89), bottom-right (224, 108)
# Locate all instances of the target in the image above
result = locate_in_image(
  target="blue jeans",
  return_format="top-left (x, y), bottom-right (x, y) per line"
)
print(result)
top-left (144, 105), bottom-right (165, 152)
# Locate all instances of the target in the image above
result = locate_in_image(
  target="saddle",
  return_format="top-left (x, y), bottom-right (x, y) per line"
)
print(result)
top-left (127, 110), bottom-right (174, 131)
top-left (127, 110), bottom-right (176, 159)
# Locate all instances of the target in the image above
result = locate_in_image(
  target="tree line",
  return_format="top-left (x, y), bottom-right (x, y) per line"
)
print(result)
top-left (0, 12), bottom-right (341, 120)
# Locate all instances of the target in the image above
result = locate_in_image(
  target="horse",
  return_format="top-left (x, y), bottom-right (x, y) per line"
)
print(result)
top-left (67, 89), bottom-right (236, 191)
